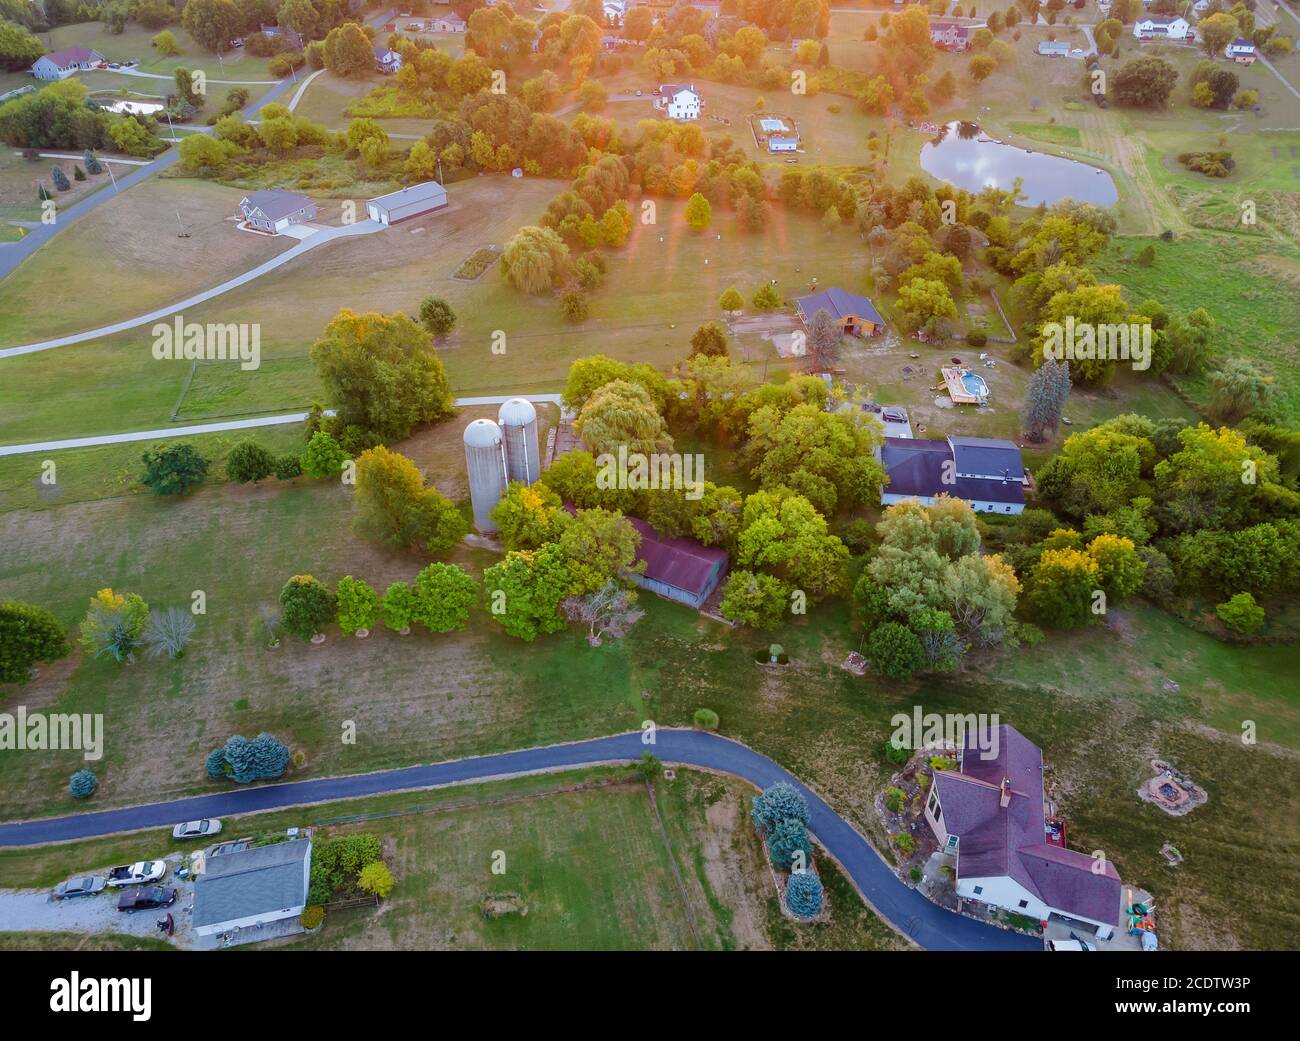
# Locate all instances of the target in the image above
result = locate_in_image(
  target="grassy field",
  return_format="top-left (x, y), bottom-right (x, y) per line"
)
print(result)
top-left (0, 767), bottom-right (904, 951)
top-left (47, 23), bottom-right (277, 83)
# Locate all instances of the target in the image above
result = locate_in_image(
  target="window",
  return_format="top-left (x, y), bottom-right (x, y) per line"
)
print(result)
top-left (973, 885), bottom-right (983, 895)
top-left (1018, 899), bottom-right (1029, 909)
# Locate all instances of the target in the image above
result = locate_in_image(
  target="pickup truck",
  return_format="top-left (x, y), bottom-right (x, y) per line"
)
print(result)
top-left (105, 860), bottom-right (167, 888)
top-left (117, 887), bottom-right (177, 913)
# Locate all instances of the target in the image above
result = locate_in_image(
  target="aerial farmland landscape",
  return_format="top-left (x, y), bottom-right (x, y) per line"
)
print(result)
top-left (0, 0), bottom-right (1296, 985)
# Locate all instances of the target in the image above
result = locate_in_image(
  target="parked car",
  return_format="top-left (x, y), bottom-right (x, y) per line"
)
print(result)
top-left (1046, 937), bottom-right (1097, 951)
top-left (123, 60), bottom-right (138, 68)
top-left (635, 89), bottom-right (642, 96)
top-left (117, 887), bottom-right (177, 913)
top-left (784, 157), bottom-right (799, 164)
top-left (108, 62), bottom-right (121, 69)
top-left (173, 818), bottom-right (222, 840)
top-left (105, 860), bottom-right (167, 887)
top-left (52, 875), bottom-right (107, 900)
top-left (95, 61), bottom-right (107, 69)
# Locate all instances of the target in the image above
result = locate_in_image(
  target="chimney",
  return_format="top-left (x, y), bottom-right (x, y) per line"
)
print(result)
top-left (999, 778), bottom-right (1012, 809)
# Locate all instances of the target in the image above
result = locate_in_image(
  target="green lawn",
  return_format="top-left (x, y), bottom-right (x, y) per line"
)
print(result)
top-left (48, 23), bottom-right (277, 82)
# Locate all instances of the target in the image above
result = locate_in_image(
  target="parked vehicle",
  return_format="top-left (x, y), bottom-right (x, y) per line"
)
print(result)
top-left (206, 838), bottom-right (251, 857)
top-left (52, 876), bottom-right (107, 900)
top-left (173, 818), bottom-right (222, 840)
top-left (108, 62), bottom-right (121, 69)
top-left (105, 861), bottom-right (167, 887)
top-left (117, 887), bottom-right (177, 913)
top-left (95, 61), bottom-right (107, 69)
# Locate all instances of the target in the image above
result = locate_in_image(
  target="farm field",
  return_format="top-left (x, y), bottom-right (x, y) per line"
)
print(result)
top-left (46, 23), bottom-right (278, 83)
top-left (0, 768), bottom-right (904, 952)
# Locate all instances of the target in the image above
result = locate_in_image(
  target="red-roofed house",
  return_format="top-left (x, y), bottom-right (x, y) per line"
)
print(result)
top-left (924, 724), bottom-right (1122, 938)
top-left (31, 47), bottom-right (104, 81)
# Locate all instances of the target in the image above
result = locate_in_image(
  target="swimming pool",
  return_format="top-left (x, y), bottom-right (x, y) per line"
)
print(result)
top-left (961, 371), bottom-right (989, 400)
top-left (759, 118), bottom-right (785, 132)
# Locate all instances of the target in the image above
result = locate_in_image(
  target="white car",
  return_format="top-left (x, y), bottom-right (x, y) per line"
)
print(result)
top-left (173, 818), bottom-right (222, 840)
top-left (105, 860), bottom-right (168, 887)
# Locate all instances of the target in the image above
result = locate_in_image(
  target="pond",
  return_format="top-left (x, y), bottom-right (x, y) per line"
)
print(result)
top-left (97, 98), bottom-right (165, 115)
top-left (919, 121), bottom-right (1118, 208)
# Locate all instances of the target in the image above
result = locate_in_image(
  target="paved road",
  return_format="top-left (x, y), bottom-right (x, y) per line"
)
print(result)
top-left (0, 75), bottom-right (298, 282)
top-left (0, 220), bottom-right (385, 358)
top-left (0, 729), bottom-right (1039, 951)
top-left (105, 66), bottom-right (276, 85)
top-left (0, 396), bottom-right (563, 457)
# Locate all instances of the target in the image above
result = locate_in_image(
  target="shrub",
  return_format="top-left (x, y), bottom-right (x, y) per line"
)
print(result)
top-left (141, 442), bottom-right (209, 495)
top-left (300, 905), bottom-right (325, 929)
top-left (910, 866), bottom-right (922, 882)
top-left (785, 872), bottom-right (824, 917)
top-left (0, 599), bottom-right (70, 684)
top-left (380, 581), bottom-right (417, 632)
top-left (141, 606), bottom-right (196, 659)
top-left (308, 833), bottom-right (382, 904)
top-left (225, 439), bottom-right (276, 484)
top-left (273, 454), bottom-right (303, 480)
top-left (206, 733), bottom-right (290, 784)
top-left (560, 290), bottom-right (590, 322)
top-left (279, 574), bottom-right (336, 640)
top-left (419, 296), bottom-right (456, 337)
top-left (883, 739), bottom-right (910, 765)
top-left (69, 769), bottom-right (98, 799)
top-left (73, 164), bottom-right (86, 181)
top-left (693, 708), bottom-right (719, 730)
top-left (1216, 592), bottom-right (1265, 635)
top-left (51, 166), bottom-right (70, 191)
top-left (358, 861), bottom-right (395, 898)
top-left (751, 781), bottom-right (810, 835)
top-left (886, 786), bottom-right (906, 812)
top-left (895, 832), bottom-right (915, 854)
top-left (869, 622), bottom-right (926, 679)
top-left (635, 752), bottom-right (663, 782)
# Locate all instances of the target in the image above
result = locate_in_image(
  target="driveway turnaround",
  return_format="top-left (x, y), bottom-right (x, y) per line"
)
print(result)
top-left (0, 729), bottom-right (1039, 951)
top-left (0, 396), bottom-right (563, 457)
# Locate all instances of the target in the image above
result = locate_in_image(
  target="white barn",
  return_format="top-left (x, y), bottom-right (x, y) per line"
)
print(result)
top-left (367, 180), bottom-right (448, 225)
top-left (1133, 16), bottom-right (1190, 40)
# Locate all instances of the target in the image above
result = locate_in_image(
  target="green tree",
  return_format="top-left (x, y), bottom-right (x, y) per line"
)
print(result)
top-left (1207, 358), bottom-right (1276, 425)
top-left (1113, 56), bottom-right (1179, 108)
top-left (491, 480), bottom-right (569, 551)
top-left (868, 621), bottom-right (926, 679)
top-left (968, 53), bottom-right (996, 81)
top-left (418, 296), bottom-right (456, 338)
top-left (1025, 547), bottom-right (1100, 629)
top-left (1198, 12), bottom-right (1239, 56)
top-left (482, 543), bottom-right (572, 640)
top-left (557, 508), bottom-right (642, 596)
top-left (301, 430), bottom-right (347, 479)
top-left (689, 321), bottom-right (729, 359)
top-left (736, 489), bottom-right (850, 600)
top-left (322, 21), bottom-right (374, 76)
top-left (684, 191), bottom-right (712, 231)
top-left (411, 562), bottom-right (478, 633)
top-left (309, 309), bottom-right (455, 444)
top-left (500, 225), bottom-right (571, 293)
top-left (0, 19), bottom-right (44, 70)
top-left (181, 0), bottom-right (242, 53)
top-left (0, 600), bottom-right (70, 684)
top-left (152, 29), bottom-right (180, 56)
top-left (751, 782), bottom-right (809, 835)
top-left (335, 576), bottom-right (379, 635)
top-left (1022, 357), bottom-right (1072, 442)
top-left (357, 860), bottom-right (395, 898)
top-left (279, 574), bottom-right (335, 640)
top-left (719, 286), bottom-right (744, 313)
top-left (1087, 533), bottom-right (1146, 602)
top-left (141, 442), bottom-right (209, 495)
top-left (379, 581), bottom-right (418, 632)
top-left (574, 379), bottom-right (673, 457)
top-left (354, 446), bottom-right (467, 555)
top-left (225, 439), bottom-right (276, 483)
top-left (752, 283), bottom-right (782, 311)
top-left (768, 817), bottom-right (813, 871)
top-left (69, 768), bottom-right (98, 799)
top-left (719, 570), bottom-right (790, 629)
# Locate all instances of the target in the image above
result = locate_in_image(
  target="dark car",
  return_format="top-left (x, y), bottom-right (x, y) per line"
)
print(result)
top-left (117, 886), bottom-right (177, 913)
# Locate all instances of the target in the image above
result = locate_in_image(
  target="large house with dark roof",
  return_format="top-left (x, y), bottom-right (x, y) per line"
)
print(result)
top-left (31, 47), bottom-right (104, 80)
top-left (925, 724), bottom-right (1122, 938)
top-left (238, 189), bottom-right (317, 235)
top-left (794, 287), bottom-right (885, 337)
top-left (192, 836), bottom-right (312, 947)
top-left (879, 435), bottom-right (1027, 514)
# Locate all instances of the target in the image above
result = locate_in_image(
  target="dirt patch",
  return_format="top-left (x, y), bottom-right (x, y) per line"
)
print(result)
top-left (700, 790), bottom-right (768, 949)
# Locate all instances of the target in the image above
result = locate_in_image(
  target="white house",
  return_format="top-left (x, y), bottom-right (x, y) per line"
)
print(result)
top-left (431, 13), bottom-right (466, 32)
top-left (367, 180), bottom-right (448, 225)
top-left (603, 0), bottom-right (626, 24)
top-left (879, 435), bottom-right (1027, 515)
top-left (374, 45), bottom-right (402, 74)
top-left (657, 83), bottom-right (701, 120)
top-left (192, 837), bottom-right (312, 948)
top-left (238, 189), bottom-right (317, 235)
top-left (1133, 16), bottom-right (1190, 40)
top-left (1226, 37), bottom-right (1257, 64)
top-left (924, 725), bottom-right (1123, 939)
top-left (30, 47), bottom-right (103, 81)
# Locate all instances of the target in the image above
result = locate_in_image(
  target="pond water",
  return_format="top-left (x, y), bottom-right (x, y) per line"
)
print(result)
top-left (919, 121), bottom-right (1118, 208)
top-left (98, 99), bottom-right (164, 115)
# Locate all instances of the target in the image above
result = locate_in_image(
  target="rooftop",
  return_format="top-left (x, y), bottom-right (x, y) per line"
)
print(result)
top-left (192, 839), bottom-right (311, 929)
top-left (794, 287), bottom-right (885, 327)
top-left (240, 189), bottom-right (313, 222)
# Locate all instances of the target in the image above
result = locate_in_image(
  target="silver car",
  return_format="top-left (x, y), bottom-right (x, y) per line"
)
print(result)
top-left (173, 818), bottom-right (222, 840)
top-left (52, 876), bottom-right (107, 900)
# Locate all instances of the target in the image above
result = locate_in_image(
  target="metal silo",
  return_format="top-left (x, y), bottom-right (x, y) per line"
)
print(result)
top-left (463, 418), bottom-right (507, 532)
top-left (498, 397), bottom-right (540, 486)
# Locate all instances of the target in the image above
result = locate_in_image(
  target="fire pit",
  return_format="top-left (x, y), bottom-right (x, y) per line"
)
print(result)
top-left (1138, 760), bottom-right (1207, 817)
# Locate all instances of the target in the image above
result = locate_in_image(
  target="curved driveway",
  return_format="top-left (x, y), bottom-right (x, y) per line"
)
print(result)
top-left (0, 729), bottom-right (1038, 951)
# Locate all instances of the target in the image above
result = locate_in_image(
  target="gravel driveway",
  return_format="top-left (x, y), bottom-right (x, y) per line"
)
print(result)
top-left (0, 857), bottom-right (196, 947)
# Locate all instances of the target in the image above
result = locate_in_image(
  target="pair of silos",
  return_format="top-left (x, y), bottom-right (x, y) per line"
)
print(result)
top-left (463, 397), bottom-right (540, 532)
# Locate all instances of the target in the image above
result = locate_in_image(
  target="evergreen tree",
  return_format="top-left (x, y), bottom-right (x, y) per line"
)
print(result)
top-left (1022, 357), bottom-right (1072, 442)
